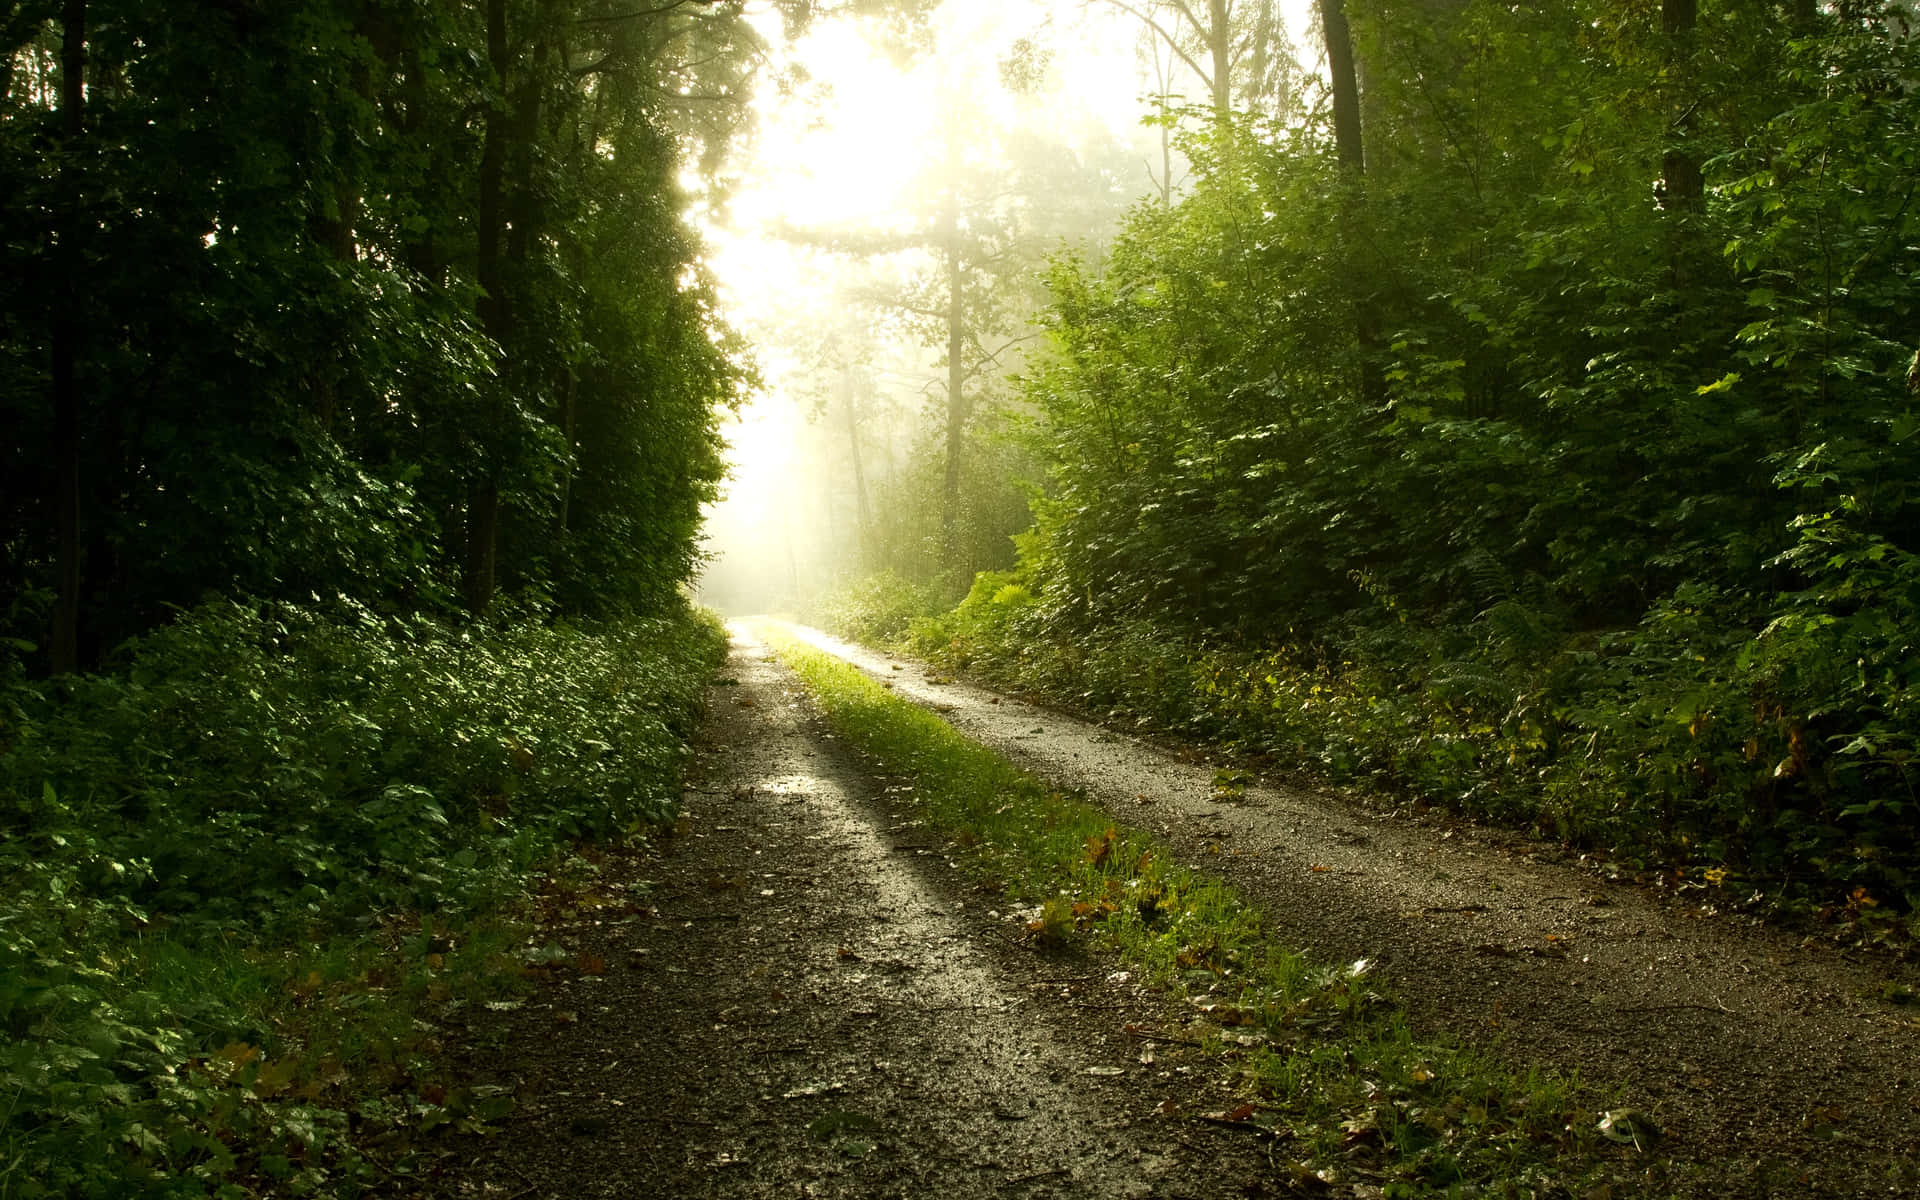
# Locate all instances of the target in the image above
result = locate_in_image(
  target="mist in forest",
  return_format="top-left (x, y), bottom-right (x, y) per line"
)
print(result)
top-left (694, 1), bottom-right (1313, 615)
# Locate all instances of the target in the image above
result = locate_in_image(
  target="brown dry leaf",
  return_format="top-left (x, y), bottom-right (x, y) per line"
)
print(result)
top-left (576, 953), bottom-right (607, 976)
top-left (213, 1042), bottom-right (261, 1077)
top-left (506, 737), bottom-right (535, 773)
top-left (1194, 1002), bottom-right (1255, 1027)
top-left (252, 1057), bottom-right (299, 1099)
top-left (1084, 826), bottom-right (1117, 868)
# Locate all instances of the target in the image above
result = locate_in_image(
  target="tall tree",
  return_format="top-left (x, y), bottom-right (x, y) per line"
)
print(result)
top-left (48, 0), bottom-right (84, 674)
top-left (1089, 0), bottom-right (1293, 121)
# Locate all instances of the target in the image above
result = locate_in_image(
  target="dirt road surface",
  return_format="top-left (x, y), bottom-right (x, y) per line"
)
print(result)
top-left (429, 623), bottom-right (1918, 1199)
top-left (770, 621), bottom-right (1920, 1198)
top-left (429, 626), bottom-right (1282, 1199)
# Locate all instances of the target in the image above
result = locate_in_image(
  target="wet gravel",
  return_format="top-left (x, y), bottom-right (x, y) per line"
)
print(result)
top-left (773, 621), bottom-right (1920, 1199)
top-left (425, 627), bottom-right (1284, 1199)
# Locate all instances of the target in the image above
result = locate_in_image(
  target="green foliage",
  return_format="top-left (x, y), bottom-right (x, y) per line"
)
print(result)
top-left (1, 0), bottom-right (747, 662)
top-left (2, 599), bottom-right (724, 927)
top-left (817, 570), bottom-right (950, 645)
top-left (0, 602), bottom-right (726, 1195)
top-left (916, 1), bottom-right (1920, 917)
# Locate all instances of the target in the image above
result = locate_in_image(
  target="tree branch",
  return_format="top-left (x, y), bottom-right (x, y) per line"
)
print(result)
top-left (1087, 0), bottom-right (1215, 86)
top-left (571, 0), bottom-right (723, 25)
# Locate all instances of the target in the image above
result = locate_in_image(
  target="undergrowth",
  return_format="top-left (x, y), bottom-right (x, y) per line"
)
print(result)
top-left (0, 599), bottom-right (727, 1198)
top-left (764, 625), bottom-right (1630, 1197)
top-left (843, 571), bottom-right (1920, 948)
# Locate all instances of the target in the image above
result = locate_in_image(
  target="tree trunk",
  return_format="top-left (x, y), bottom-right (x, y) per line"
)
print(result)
top-left (476, 0), bottom-right (510, 345)
top-left (49, 0), bottom-right (85, 675)
top-left (1660, 0), bottom-right (1702, 213)
top-left (940, 215), bottom-right (967, 572)
top-left (555, 369), bottom-right (577, 537)
top-left (1208, 0), bottom-right (1231, 116)
top-left (842, 370), bottom-right (873, 559)
top-left (465, 480), bottom-right (500, 616)
top-left (1318, 0), bottom-right (1383, 409)
top-left (467, 0), bottom-right (510, 615)
top-left (1320, 0), bottom-right (1364, 172)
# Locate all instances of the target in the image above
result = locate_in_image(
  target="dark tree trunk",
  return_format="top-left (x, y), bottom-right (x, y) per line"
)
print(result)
top-left (1660, 0), bottom-right (1702, 212)
top-left (842, 371), bottom-right (873, 558)
top-left (476, 0), bottom-right (510, 346)
top-left (1318, 0), bottom-right (1383, 408)
top-left (465, 480), bottom-right (500, 616)
top-left (467, 0), bottom-right (511, 615)
top-left (555, 369), bottom-right (577, 537)
top-left (1320, 0), bottom-right (1364, 172)
top-left (50, 0), bottom-right (86, 675)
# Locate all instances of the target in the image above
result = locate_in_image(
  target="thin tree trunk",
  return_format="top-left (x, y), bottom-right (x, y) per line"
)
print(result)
top-left (1318, 0), bottom-right (1383, 409)
top-left (1660, 0), bottom-right (1702, 213)
top-left (940, 216), bottom-right (967, 572)
top-left (468, 0), bottom-right (511, 615)
top-left (1208, 0), bottom-right (1231, 116)
top-left (50, 0), bottom-right (85, 675)
top-left (842, 371), bottom-right (873, 559)
top-left (465, 481), bottom-right (500, 615)
top-left (555, 369), bottom-right (577, 536)
top-left (1320, 0), bottom-right (1364, 172)
top-left (476, 0), bottom-right (509, 343)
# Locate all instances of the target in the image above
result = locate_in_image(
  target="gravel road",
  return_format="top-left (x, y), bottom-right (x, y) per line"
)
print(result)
top-left (427, 625), bottom-right (1284, 1199)
top-left (770, 620), bottom-right (1920, 1199)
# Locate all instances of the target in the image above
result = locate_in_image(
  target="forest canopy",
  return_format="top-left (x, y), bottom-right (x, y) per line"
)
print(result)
top-left (0, 0), bottom-right (773, 671)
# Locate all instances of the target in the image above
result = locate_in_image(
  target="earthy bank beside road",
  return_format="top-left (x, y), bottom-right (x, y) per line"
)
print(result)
top-left (770, 621), bottom-right (1920, 1198)
top-left (426, 622), bottom-right (1918, 1199)
top-left (427, 625), bottom-right (1280, 1199)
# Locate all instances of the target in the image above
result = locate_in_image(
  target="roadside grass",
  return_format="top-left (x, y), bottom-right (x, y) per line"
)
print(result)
top-left (1, 601), bottom-right (727, 1198)
top-left (765, 625), bottom-right (1627, 1197)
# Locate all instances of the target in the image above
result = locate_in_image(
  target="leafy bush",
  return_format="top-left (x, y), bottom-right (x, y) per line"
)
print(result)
top-left (816, 570), bottom-right (948, 645)
top-left (905, 7), bottom-right (1920, 930)
top-left (0, 600), bottom-right (726, 1197)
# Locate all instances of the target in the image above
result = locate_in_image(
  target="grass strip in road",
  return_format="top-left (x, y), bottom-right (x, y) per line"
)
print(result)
top-left (766, 626), bottom-right (1632, 1197)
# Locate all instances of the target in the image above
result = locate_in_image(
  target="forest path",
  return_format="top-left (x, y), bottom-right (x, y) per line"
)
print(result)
top-left (428, 625), bottom-right (1277, 1199)
top-left (768, 621), bottom-right (1920, 1198)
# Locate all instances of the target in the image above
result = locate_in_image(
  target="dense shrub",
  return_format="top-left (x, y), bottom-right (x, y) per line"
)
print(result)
top-left (0, 600), bottom-right (726, 1197)
top-left (849, 5), bottom-right (1920, 933)
top-left (816, 570), bottom-right (950, 645)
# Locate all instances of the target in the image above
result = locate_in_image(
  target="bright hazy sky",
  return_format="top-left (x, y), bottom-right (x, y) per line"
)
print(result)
top-left (695, 0), bottom-right (1318, 607)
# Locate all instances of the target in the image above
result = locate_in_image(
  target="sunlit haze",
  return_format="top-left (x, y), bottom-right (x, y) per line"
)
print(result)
top-left (695, 0), bottom-right (1316, 615)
